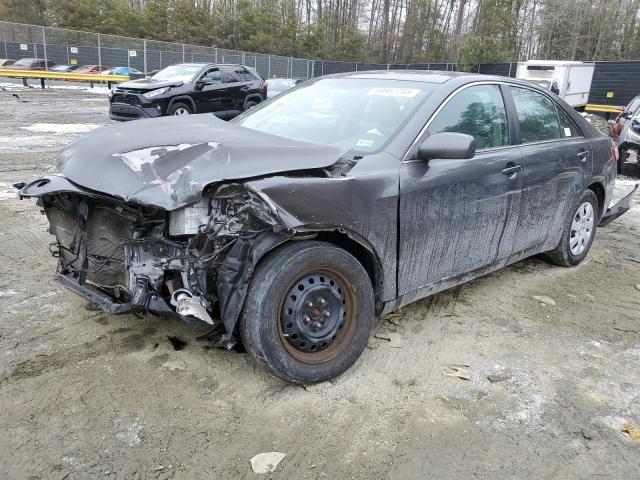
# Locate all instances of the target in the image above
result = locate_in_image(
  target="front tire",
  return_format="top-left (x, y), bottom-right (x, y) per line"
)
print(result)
top-left (240, 241), bottom-right (375, 384)
top-left (168, 102), bottom-right (192, 116)
top-left (546, 190), bottom-right (598, 267)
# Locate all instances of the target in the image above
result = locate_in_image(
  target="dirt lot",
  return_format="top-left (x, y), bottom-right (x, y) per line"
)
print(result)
top-left (1, 85), bottom-right (639, 480)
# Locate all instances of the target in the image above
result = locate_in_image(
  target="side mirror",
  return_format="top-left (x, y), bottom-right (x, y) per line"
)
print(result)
top-left (417, 132), bottom-right (476, 161)
top-left (621, 111), bottom-right (632, 119)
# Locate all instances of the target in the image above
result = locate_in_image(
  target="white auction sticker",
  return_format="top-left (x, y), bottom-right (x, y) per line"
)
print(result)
top-left (368, 87), bottom-right (420, 98)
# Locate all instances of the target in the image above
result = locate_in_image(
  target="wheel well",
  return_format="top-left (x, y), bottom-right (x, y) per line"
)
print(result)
top-left (305, 231), bottom-right (383, 313)
top-left (169, 96), bottom-right (195, 112)
top-left (587, 182), bottom-right (605, 217)
top-left (243, 95), bottom-right (262, 108)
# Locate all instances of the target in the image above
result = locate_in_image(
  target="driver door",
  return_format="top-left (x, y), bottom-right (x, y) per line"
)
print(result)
top-left (398, 83), bottom-right (523, 295)
top-left (194, 68), bottom-right (226, 113)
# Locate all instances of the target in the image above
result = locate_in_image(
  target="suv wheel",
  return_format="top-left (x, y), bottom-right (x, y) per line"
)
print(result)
top-left (545, 189), bottom-right (598, 267)
top-left (240, 241), bottom-right (375, 384)
top-left (244, 100), bottom-right (258, 111)
top-left (169, 102), bottom-right (192, 116)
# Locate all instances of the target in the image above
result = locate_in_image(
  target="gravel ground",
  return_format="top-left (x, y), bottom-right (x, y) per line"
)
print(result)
top-left (1, 85), bottom-right (639, 480)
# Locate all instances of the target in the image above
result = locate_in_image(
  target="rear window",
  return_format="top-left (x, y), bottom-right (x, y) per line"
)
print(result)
top-left (14, 58), bottom-right (36, 66)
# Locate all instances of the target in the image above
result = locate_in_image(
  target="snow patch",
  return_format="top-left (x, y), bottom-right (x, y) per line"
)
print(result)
top-left (20, 123), bottom-right (103, 134)
top-left (0, 182), bottom-right (17, 201)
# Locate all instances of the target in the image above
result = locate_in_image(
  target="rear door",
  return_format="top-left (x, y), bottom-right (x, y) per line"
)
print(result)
top-left (398, 83), bottom-right (523, 294)
top-left (220, 66), bottom-right (245, 114)
top-left (508, 85), bottom-right (591, 252)
top-left (194, 68), bottom-right (226, 113)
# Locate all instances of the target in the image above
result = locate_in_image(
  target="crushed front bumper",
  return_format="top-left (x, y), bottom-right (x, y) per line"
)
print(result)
top-left (57, 270), bottom-right (174, 316)
top-left (109, 103), bottom-right (163, 121)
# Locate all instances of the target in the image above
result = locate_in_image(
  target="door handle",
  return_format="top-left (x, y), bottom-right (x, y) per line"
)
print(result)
top-left (577, 151), bottom-right (590, 162)
top-left (502, 164), bottom-right (523, 176)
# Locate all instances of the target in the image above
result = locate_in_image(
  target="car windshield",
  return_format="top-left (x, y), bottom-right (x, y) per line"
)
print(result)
top-left (233, 78), bottom-right (433, 155)
top-left (152, 64), bottom-right (203, 82)
top-left (14, 59), bottom-right (36, 66)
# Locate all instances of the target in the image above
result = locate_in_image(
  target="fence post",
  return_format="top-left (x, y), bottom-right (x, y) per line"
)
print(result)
top-left (268, 55), bottom-right (271, 78)
top-left (215, 47), bottom-right (218, 63)
top-left (97, 33), bottom-right (102, 72)
top-left (3, 42), bottom-right (7, 60)
top-left (182, 44), bottom-right (185, 62)
top-left (143, 39), bottom-right (147, 75)
top-left (42, 26), bottom-right (48, 70)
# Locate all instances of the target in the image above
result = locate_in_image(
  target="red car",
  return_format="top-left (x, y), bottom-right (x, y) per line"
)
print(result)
top-left (4, 58), bottom-right (56, 70)
top-left (74, 65), bottom-right (111, 74)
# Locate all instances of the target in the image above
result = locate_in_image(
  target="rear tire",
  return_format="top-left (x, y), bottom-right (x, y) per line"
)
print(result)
top-left (240, 241), bottom-right (375, 384)
top-left (545, 190), bottom-right (598, 267)
top-left (244, 100), bottom-right (258, 111)
top-left (168, 102), bottom-right (192, 116)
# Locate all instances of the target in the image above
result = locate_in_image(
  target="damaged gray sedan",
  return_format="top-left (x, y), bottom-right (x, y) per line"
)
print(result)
top-left (19, 71), bottom-right (637, 383)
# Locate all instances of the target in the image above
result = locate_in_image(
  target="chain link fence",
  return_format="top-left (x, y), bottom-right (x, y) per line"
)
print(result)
top-left (0, 21), bottom-right (462, 79)
top-left (0, 21), bottom-right (314, 78)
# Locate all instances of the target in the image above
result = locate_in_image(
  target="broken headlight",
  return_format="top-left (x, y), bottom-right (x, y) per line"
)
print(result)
top-left (143, 87), bottom-right (169, 99)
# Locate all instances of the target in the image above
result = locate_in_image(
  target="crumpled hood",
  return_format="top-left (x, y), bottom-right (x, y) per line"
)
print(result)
top-left (117, 78), bottom-right (183, 90)
top-left (57, 114), bottom-right (344, 210)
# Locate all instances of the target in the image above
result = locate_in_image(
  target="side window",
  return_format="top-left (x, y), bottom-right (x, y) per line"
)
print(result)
top-left (511, 87), bottom-right (561, 143)
top-left (235, 68), bottom-right (251, 81)
top-left (220, 67), bottom-right (239, 83)
top-left (201, 69), bottom-right (221, 83)
top-left (557, 107), bottom-right (580, 138)
top-left (428, 84), bottom-right (509, 149)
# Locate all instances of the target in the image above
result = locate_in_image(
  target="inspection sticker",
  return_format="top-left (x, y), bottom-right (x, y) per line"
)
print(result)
top-left (368, 87), bottom-right (420, 98)
top-left (356, 139), bottom-right (375, 148)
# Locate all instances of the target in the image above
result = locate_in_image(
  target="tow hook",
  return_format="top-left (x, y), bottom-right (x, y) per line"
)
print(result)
top-left (170, 289), bottom-right (215, 325)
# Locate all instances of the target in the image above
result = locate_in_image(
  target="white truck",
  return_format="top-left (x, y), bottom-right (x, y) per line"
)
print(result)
top-left (515, 60), bottom-right (595, 109)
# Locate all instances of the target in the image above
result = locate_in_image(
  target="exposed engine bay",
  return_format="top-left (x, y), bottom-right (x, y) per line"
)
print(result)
top-left (39, 183), bottom-right (295, 348)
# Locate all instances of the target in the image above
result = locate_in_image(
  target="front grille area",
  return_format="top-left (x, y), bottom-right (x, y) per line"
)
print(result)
top-left (46, 201), bottom-right (135, 290)
top-left (112, 93), bottom-right (140, 105)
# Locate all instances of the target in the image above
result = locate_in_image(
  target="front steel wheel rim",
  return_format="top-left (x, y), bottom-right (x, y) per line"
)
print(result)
top-left (570, 201), bottom-right (594, 256)
top-left (278, 266), bottom-right (359, 364)
top-left (173, 107), bottom-right (189, 115)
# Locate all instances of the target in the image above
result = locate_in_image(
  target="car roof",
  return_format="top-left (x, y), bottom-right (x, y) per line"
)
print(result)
top-left (326, 70), bottom-right (469, 83)
top-left (171, 62), bottom-right (242, 68)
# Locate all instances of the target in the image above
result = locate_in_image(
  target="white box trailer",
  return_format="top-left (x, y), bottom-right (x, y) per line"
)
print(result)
top-left (515, 60), bottom-right (595, 109)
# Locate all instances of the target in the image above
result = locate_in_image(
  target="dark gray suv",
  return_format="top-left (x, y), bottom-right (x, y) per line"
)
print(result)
top-left (21, 71), bottom-right (637, 383)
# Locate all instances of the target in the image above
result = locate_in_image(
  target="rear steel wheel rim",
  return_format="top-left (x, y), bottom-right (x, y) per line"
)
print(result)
top-left (570, 201), bottom-right (594, 256)
top-left (173, 107), bottom-right (190, 115)
top-left (278, 266), bottom-right (358, 364)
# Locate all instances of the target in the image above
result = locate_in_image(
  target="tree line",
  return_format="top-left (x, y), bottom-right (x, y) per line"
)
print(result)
top-left (2, 0), bottom-right (640, 67)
